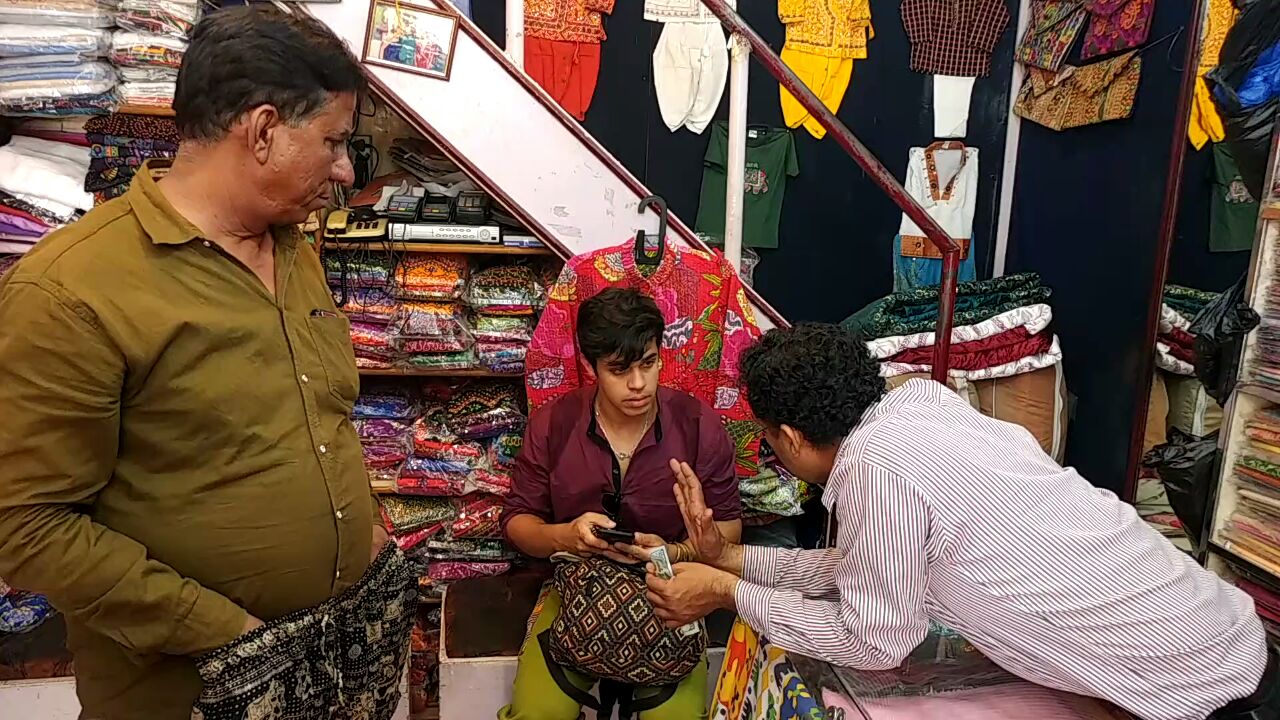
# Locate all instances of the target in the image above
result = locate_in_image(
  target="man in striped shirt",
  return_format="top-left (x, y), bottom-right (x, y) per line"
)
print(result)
top-left (642, 324), bottom-right (1277, 720)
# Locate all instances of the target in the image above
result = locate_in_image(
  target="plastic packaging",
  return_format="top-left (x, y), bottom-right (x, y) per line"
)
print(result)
top-left (392, 301), bottom-right (473, 353)
top-left (362, 444), bottom-right (409, 470)
top-left (354, 392), bottom-right (417, 420)
top-left (426, 561), bottom-right (511, 582)
top-left (117, 65), bottom-right (176, 82)
top-left (380, 495), bottom-right (456, 535)
top-left (326, 251), bottom-right (394, 289)
top-left (339, 287), bottom-right (400, 325)
top-left (472, 314), bottom-right (533, 343)
top-left (419, 538), bottom-right (513, 561)
top-left (1189, 274), bottom-right (1259, 402)
top-left (354, 418), bottom-right (414, 446)
top-left (0, 25), bottom-right (111, 57)
top-left (117, 80), bottom-right (172, 108)
top-left (477, 342), bottom-right (527, 373)
top-left (398, 457), bottom-right (469, 496)
top-left (488, 432), bottom-right (523, 469)
top-left (404, 349), bottom-right (477, 371)
top-left (450, 494), bottom-right (504, 539)
top-left (412, 422), bottom-right (486, 463)
top-left (0, 1), bottom-right (116, 29)
top-left (445, 382), bottom-right (526, 440)
top-left (350, 321), bottom-right (397, 357)
top-left (468, 468), bottom-right (512, 496)
top-left (109, 31), bottom-right (187, 69)
top-left (116, 0), bottom-right (202, 38)
top-left (465, 265), bottom-right (543, 315)
top-left (1205, 0), bottom-right (1280, 199)
top-left (1142, 429), bottom-right (1218, 547)
top-left (0, 60), bottom-right (115, 102)
top-left (393, 254), bottom-right (470, 301)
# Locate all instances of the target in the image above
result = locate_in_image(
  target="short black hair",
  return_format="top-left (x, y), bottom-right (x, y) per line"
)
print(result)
top-left (577, 288), bottom-right (665, 371)
top-left (174, 6), bottom-right (365, 142)
top-left (740, 324), bottom-right (885, 447)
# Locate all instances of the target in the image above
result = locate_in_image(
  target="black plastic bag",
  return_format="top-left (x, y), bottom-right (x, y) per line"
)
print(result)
top-left (1142, 429), bottom-right (1219, 547)
top-left (1206, 0), bottom-right (1280, 199)
top-left (1190, 274), bottom-right (1259, 404)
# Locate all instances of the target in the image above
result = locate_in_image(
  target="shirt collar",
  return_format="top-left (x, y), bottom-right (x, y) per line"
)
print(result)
top-left (820, 394), bottom-right (890, 512)
top-left (585, 389), bottom-right (665, 449)
top-left (127, 160), bottom-right (204, 246)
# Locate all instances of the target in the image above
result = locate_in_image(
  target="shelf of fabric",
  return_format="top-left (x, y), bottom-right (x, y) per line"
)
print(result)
top-left (358, 368), bottom-right (522, 378)
top-left (1262, 203), bottom-right (1280, 222)
top-left (1209, 540), bottom-right (1280, 583)
top-left (324, 241), bottom-right (552, 256)
top-left (115, 105), bottom-right (176, 117)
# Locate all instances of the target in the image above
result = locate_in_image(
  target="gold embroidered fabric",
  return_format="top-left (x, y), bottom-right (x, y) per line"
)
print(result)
top-left (777, 0), bottom-right (874, 59)
top-left (524, 0), bottom-right (615, 43)
top-left (1014, 51), bottom-right (1142, 131)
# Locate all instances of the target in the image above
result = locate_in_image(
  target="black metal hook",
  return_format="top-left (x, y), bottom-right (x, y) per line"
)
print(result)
top-left (635, 195), bottom-right (667, 266)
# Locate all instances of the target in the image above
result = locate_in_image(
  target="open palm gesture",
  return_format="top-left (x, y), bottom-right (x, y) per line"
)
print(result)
top-left (669, 459), bottom-right (726, 564)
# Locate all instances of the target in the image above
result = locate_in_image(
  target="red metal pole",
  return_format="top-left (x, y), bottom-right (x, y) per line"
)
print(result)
top-left (699, 0), bottom-right (958, 378)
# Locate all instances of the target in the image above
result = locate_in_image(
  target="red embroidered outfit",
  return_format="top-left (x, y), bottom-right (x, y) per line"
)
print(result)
top-left (526, 238), bottom-right (762, 469)
top-left (523, 0), bottom-right (615, 120)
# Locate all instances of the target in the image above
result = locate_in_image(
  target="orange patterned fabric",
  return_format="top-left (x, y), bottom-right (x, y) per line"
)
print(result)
top-left (777, 0), bottom-right (874, 59)
top-left (1014, 51), bottom-right (1141, 131)
top-left (524, 0), bottom-right (615, 43)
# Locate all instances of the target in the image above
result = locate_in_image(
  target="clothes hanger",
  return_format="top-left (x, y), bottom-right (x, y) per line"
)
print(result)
top-left (635, 195), bottom-right (667, 267)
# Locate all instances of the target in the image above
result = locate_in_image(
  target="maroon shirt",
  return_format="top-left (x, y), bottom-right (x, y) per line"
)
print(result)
top-left (503, 386), bottom-right (742, 544)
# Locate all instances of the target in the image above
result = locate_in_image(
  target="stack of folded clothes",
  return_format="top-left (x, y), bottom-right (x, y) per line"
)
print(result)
top-left (1221, 407), bottom-right (1280, 577)
top-left (82, 112), bottom-right (178, 203)
top-left (1234, 577), bottom-right (1279, 642)
top-left (389, 137), bottom-right (476, 195)
top-left (844, 273), bottom-right (1060, 381)
top-left (1157, 285), bottom-right (1219, 376)
top-left (0, 1), bottom-right (119, 116)
top-left (108, 3), bottom-right (195, 111)
top-left (0, 135), bottom-right (92, 252)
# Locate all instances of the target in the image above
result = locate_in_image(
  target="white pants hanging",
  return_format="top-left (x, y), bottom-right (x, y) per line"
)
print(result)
top-left (653, 21), bottom-right (728, 134)
top-left (933, 75), bottom-right (977, 139)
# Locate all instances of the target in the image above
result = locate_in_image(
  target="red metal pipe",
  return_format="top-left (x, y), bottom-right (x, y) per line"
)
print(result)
top-left (1121, 0), bottom-right (1207, 503)
top-left (700, 0), bottom-right (959, 377)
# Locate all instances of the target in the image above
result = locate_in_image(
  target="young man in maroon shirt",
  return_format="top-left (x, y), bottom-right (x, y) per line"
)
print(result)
top-left (498, 287), bottom-right (743, 720)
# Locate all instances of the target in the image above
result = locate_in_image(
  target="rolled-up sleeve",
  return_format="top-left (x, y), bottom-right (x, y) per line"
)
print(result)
top-left (734, 465), bottom-right (931, 670)
top-left (502, 407), bottom-right (553, 533)
top-left (0, 280), bottom-right (246, 656)
top-left (695, 412), bottom-right (742, 522)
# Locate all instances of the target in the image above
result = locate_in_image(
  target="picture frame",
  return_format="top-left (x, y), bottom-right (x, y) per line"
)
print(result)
top-left (363, 0), bottom-right (460, 81)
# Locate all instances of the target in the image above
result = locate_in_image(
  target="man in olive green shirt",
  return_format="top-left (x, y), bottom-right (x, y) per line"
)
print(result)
top-left (0, 9), bottom-right (386, 718)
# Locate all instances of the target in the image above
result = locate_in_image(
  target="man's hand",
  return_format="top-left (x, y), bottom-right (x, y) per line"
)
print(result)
top-left (371, 524), bottom-right (390, 561)
top-left (240, 615), bottom-right (264, 637)
top-left (616, 532), bottom-right (668, 563)
top-left (645, 562), bottom-right (737, 628)
top-left (670, 459), bottom-right (727, 564)
top-left (558, 512), bottom-right (618, 558)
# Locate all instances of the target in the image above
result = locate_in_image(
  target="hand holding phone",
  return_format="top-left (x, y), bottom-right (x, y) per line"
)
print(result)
top-left (592, 525), bottom-right (637, 544)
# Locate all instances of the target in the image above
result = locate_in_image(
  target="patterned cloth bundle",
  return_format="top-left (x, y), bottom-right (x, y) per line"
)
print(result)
top-left (81, 114), bottom-right (180, 204)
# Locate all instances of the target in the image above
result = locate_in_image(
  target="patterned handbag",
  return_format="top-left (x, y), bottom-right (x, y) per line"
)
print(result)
top-left (1080, 0), bottom-right (1154, 60)
top-left (541, 557), bottom-right (706, 717)
top-left (1015, 0), bottom-right (1088, 71)
top-left (1013, 51), bottom-right (1142, 130)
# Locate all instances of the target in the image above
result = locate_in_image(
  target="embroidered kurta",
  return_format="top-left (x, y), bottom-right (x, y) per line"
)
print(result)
top-left (525, 0), bottom-right (615, 43)
top-left (525, 238), bottom-right (762, 473)
top-left (778, 0), bottom-right (874, 59)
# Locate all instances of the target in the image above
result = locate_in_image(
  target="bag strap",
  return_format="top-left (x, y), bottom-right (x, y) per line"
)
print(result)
top-left (536, 631), bottom-right (681, 719)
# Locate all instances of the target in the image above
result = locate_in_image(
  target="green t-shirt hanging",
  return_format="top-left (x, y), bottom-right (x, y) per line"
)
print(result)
top-left (1210, 143), bottom-right (1258, 253)
top-left (695, 122), bottom-right (799, 250)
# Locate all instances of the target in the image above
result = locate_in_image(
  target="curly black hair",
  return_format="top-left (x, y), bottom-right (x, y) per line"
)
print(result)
top-left (740, 323), bottom-right (885, 447)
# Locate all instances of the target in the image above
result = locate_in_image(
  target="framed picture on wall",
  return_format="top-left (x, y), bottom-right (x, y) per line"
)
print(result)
top-left (363, 0), bottom-right (459, 81)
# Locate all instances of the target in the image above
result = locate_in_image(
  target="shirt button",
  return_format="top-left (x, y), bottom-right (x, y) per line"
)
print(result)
top-left (301, 374), bottom-right (310, 384)
top-left (335, 569), bottom-right (341, 579)
top-left (335, 510), bottom-right (344, 519)
top-left (318, 444), bottom-right (328, 454)
top-left (202, 240), bottom-right (211, 247)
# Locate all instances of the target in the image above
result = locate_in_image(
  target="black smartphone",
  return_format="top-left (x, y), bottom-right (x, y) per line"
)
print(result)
top-left (592, 526), bottom-right (636, 544)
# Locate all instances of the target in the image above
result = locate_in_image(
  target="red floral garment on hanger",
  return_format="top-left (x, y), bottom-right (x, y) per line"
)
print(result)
top-left (525, 238), bottom-right (763, 473)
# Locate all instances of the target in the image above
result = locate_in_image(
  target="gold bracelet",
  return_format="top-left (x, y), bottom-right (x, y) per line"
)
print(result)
top-left (671, 543), bottom-right (689, 564)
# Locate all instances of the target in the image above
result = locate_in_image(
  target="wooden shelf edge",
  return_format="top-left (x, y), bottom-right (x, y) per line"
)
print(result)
top-left (358, 367), bottom-right (523, 378)
top-left (325, 241), bottom-right (552, 256)
top-left (116, 104), bottom-right (176, 117)
top-left (1209, 539), bottom-right (1280, 585)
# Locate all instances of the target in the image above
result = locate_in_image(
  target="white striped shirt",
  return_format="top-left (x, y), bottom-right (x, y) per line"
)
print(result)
top-left (734, 379), bottom-right (1269, 720)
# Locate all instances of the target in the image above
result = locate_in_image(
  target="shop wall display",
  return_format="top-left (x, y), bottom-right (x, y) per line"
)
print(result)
top-left (473, 0), bottom-right (1022, 325)
top-left (1006, 0), bottom-right (1199, 493)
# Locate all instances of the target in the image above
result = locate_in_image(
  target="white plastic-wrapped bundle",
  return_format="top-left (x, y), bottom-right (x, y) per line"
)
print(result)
top-left (0, 0), bottom-right (117, 28)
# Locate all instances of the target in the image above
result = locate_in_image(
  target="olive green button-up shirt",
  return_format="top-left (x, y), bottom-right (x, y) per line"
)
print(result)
top-left (0, 168), bottom-right (374, 719)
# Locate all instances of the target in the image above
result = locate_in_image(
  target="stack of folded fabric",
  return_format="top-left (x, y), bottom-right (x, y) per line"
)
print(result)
top-left (391, 254), bottom-right (475, 370)
top-left (389, 137), bottom-right (475, 195)
top-left (845, 273), bottom-right (1060, 381)
top-left (1221, 407), bottom-right (1280, 575)
top-left (465, 264), bottom-right (544, 374)
top-left (1234, 577), bottom-right (1279, 642)
top-left (408, 608), bottom-right (443, 716)
top-left (0, 2), bottom-right (119, 117)
top-left (82, 112), bottom-right (178, 203)
top-left (0, 135), bottom-right (93, 252)
top-left (108, 19), bottom-right (191, 110)
top-left (1156, 285), bottom-right (1220, 376)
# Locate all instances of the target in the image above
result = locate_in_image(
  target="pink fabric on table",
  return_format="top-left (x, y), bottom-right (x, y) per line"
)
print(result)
top-left (823, 683), bottom-right (1133, 720)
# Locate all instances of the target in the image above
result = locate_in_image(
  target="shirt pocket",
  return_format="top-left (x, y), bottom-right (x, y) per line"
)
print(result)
top-left (306, 314), bottom-right (359, 411)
